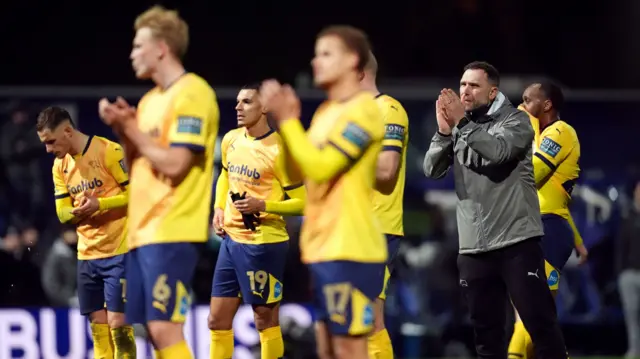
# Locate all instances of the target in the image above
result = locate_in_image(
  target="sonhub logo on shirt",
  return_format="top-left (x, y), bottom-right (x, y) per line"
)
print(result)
top-left (68, 178), bottom-right (104, 195)
top-left (228, 162), bottom-right (261, 180)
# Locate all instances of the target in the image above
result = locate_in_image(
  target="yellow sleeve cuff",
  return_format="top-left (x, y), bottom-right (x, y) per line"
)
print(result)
top-left (264, 185), bottom-right (306, 216)
top-left (98, 192), bottom-right (129, 210)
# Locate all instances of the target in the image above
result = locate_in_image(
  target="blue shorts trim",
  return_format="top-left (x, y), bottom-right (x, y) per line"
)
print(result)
top-left (125, 243), bottom-right (200, 324)
top-left (211, 237), bottom-right (289, 305)
top-left (540, 214), bottom-right (574, 272)
top-left (78, 254), bottom-right (127, 316)
top-left (310, 260), bottom-right (385, 336)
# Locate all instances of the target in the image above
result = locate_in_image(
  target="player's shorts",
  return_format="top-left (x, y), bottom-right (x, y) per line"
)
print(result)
top-left (309, 260), bottom-right (385, 336)
top-left (379, 234), bottom-right (402, 300)
top-left (211, 236), bottom-right (288, 305)
top-left (125, 242), bottom-right (200, 324)
top-left (540, 214), bottom-right (575, 290)
top-left (77, 254), bottom-right (126, 316)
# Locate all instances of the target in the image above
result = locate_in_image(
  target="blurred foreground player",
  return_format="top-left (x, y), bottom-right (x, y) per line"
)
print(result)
top-left (260, 25), bottom-right (387, 359)
top-left (208, 84), bottom-right (306, 359)
top-left (99, 5), bottom-right (219, 358)
top-left (424, 62), bottom-right (568, 359)
top-left (509, 82), bottom-right (584, 359)
top-left (37, 106), bottom-right (136, 359)
top-left (360, 52), bottom-right (409, 359)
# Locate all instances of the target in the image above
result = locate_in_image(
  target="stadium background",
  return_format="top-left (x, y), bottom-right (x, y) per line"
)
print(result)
top-left (0, 0), bottom-right (638, 358)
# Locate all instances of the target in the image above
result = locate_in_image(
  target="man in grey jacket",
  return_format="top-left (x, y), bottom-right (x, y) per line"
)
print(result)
top-left (424, 61), bottom-right (567, 359)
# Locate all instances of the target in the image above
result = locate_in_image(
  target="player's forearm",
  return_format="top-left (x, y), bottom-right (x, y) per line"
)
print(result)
top-left (122, 123), bottom-right (191, 184)
top-left (376, 151), bottom-right (401, 195)
top-left (423, 132), bottom-right (453, 179)
top-left (98, 189), bottom-right (129, 210)
top-left (55, 203), bottom-right (78, 224)
top-left (265, 185), bottom-right (306, 216)
top-left (265, 199), bottom-right (304, 216)
top-left (532, 155), bottom-right (554, 186)
top-left (458, 116), bottom-right (533, 165)
top-left (279, 119), bottom-right (350, 183)
top-left (567, 212), bottom-right (584, 247)
top-left (214, 170), bottom-right (229, 209)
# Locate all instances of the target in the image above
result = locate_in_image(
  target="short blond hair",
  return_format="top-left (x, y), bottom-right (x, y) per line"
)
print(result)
top-left (134, 5), bottom-right (189, 59)
top-left (365, 51), bottom-right (378, 75)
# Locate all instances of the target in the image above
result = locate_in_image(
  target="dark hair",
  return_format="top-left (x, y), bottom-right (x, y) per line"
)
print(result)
top-left (241, 83), bottom-right (261, 92)
top-left (463, 61), bottom-right (500, 86)
top-left (538, 81), bottom-right (565, 113)
top-left (36, 106), bottom-right (75, 131)
top-left (317, 25), bottom-right (371, 72)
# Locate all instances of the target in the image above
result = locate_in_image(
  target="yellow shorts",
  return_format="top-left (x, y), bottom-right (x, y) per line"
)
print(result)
top-left (545, 260), bottom-right (560, 291)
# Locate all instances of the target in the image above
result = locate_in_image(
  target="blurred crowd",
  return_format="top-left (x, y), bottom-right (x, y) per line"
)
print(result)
top-left (1, 100), bottom-right (640, 357)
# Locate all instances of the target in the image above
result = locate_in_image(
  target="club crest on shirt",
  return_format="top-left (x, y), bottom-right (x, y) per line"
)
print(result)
top-left (547, 269), bottom-right (559, 286)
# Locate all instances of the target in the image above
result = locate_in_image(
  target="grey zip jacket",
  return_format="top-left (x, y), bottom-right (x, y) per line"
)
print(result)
top-left (423, 92), bottom-right (543, 254)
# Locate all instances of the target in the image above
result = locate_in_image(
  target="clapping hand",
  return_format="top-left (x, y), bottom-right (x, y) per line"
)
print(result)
top-left (99, 97), bottom-right (137, 130)
top-left (435, 97), bottom-right (452, 135)
top-left (71, 195), bottom-right (100, 218)
top-left (259, 80), bottom-right (301, 124)
top-left (439, 89), bottom-right (466, 126)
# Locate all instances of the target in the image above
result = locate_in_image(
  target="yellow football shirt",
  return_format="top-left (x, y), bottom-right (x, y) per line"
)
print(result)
top-left (372, 93), bottom-right (409, 236)
top-left (298, 92), bottom-right (387, 264)
top-left (52, 136), bottom-right (129, 260)
top-left (128, 73), bottom-right (219, 248)
top-left (219, 128), bottom-right (302, 244)
top-left (532, 119), bottom-right (581, 219)
top-left (522, 106), bottom-right (584, 246)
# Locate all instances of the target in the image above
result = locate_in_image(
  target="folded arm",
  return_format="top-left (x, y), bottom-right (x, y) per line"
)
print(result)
top-left (55, 196), bottom-right (79, 224)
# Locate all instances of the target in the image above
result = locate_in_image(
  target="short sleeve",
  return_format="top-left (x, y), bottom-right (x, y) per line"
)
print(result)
top-left (104, 142), bottom-right (129, 186)
top-left (52, 162), bottom-right (69, 200)
top-left (535, 123), bottom-right (574, 169)
top-left (327, 101), bottom-right (383, 162)
top-left (381, 101), bottom-right (408, 153)
top-left (168, 85), bottom-right (217, 153)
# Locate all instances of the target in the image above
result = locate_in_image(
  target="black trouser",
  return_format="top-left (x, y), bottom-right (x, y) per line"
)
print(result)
top-left (457, 237), bottom-right (567, 359)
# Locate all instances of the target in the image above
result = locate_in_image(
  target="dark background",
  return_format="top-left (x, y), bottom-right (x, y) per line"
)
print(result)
top-left (0, 0), bottom-right (633, 88)
top-left (0, 1), bottom-right (638, 357)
